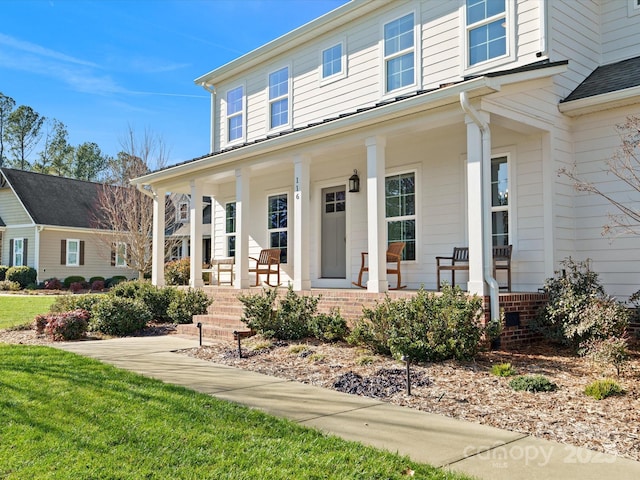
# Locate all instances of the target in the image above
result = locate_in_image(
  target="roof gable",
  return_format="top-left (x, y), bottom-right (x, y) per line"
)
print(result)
top-left (562, 56), bottom-right (640, 103)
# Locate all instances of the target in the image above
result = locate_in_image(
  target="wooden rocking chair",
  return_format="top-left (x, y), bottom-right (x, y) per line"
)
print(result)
top-left (352, 241), bottom-right (406, 290)
top-left (249, 248), bottom-right (282, 287)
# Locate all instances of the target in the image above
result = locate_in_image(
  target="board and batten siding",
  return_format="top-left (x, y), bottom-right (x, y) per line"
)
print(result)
top-left (38, 229), bottom-right (137, 282)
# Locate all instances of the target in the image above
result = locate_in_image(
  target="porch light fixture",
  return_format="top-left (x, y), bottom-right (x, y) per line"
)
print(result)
top-left (348, 169), bottom-right (360, 193)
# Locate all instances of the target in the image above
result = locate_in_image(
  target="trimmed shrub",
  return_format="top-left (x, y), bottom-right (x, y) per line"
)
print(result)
top-left (41, 309), bottom-right (90, 341)
top-left (0, 280), bottom-right (20, 291)
top-left (491, 363), bottom-right (517, 377)
top-left (348, 285), bottom-right (484, 362)
top-left (89, 276), bottom-right (105, 284)
top-left (584, 379), bottom-right (624, 400)
top-left (63, 275), bottom-right (86, 289)
top-left (239, 287), bottom-right (278, 335)
top-left (90, 296), bottom-right (152, 336)
top-left (49, 294), bottom-right (104, 317)
top-left (111, 281), bottom-right (177, 322)
top-left (531, 258), bottom-right (629, 350)
top-left (70, 282), bottom-right (84, 293)
top-left (44, 278), bottom-right (63, 290)
top-left (6, 266), bottom-right (37, 289)
top-left (308, 309), bottom-right (349, 342)
top-left (509, 375), bottom-right (557, 393)
top-left (33, 314), bottom-right (49, 334)
top-left (167, 288), bottom-right (212, 324)
top-left (165, 258), bottom-right (190, 286)
top-left (581, 336), bottom-right (630, 376)
top-left (0, 265), bottom-right (9, 281)
top-left (91, 280), bottom-right (105, 291)
top-left (105, 276), bottom-right (128, 288)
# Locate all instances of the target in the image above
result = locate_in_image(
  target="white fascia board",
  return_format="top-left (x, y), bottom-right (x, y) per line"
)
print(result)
top-left (559, 85), bottom-right (640, 117)
top-left (194, 0), bottom-right (386, 87)
top-left (38, 225), bottom-right (121, 235)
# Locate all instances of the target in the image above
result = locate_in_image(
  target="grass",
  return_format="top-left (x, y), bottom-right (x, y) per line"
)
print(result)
top-left (0, 345), bottom-right (472, 480)
top-left (0, 295), bottom-right (58, 330)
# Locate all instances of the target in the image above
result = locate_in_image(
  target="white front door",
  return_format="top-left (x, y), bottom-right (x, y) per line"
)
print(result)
top-left (321, 186), bottom-right (346, 278)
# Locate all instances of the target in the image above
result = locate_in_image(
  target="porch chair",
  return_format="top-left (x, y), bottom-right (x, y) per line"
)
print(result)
top-left (249, 248), bottom-right (282, 287)
top-left (352, 241), bottom-right (406, 290)
top-left (492, 244), bottom-right (513, 292)
top-left (436, 247), bottom-right (469, 291)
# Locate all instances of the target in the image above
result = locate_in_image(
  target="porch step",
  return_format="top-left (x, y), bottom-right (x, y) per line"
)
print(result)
top-left (178, 323), bottom-right (252, 342)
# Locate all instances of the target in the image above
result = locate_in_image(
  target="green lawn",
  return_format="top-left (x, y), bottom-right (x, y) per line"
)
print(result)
top-left (0, 295), bottom-right (58, 329)
top-left (0, 345), bottom-right (473, 480)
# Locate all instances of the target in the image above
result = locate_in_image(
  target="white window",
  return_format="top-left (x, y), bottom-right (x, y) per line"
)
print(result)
top-left (491, 156), bottom-right (510, 246)
top-left (225, 202), bottom-right (236, 257)
top-left (466, 0), bottom-right (507, 67)
top-left (267, 193), bottom-right (288, 263)
top-left (268, 67), bottom-right (289, 129)
top-left (67, 239), bottom-right (80, 266)
top-left (321, 43), bottom-right (343, 80)
top-left (115, 242), bottom-right (128, 268)
top-left (12, 238), bottom-right (24, 267)
top-left (383, 12), bottom-right (415, 94)
top-left (385, 172), bottom-right (416, 260)
top-left (226, 86), bottom-right (244, 143)
top-left (178, 201), bottom-right (189, 222)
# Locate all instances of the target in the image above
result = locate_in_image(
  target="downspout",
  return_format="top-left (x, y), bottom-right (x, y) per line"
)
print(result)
top-left (459, 91), bottom-right (500, 321)
top-left (200, 83), bottom-right (217, 154)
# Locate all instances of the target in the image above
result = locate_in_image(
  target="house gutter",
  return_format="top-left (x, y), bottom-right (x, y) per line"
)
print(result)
top-left (459, 91), bottom-right (500, 321)
top-left (199, 83), bottom-right (217, 153)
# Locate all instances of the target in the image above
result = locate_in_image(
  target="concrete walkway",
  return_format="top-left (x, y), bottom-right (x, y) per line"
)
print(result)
top-left (55, 336), bottom-right (640, 480)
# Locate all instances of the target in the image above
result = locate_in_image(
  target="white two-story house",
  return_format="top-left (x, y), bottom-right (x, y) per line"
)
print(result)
top-left (132, 0), bottom-right (640, 322)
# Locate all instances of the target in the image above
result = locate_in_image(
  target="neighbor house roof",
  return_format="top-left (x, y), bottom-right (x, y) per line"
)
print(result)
top-left (0, 215), bottom-right (5, 227)
top-left (562, 55), bottom-right (640, 102)
top-left (0, 168), bottom-right (110, 229)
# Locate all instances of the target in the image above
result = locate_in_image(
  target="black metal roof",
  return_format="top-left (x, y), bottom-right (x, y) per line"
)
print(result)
top-left (562, 55), bottom-right (640, 103)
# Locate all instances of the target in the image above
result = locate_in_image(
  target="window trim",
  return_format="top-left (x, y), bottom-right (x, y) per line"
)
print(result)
top-left (224, 84), bottom-right (246, 145)
top-left (267, 65), bottom-right (292, 132)
top-left (225, 201), bottom-right (236, 258)
top-left (115, 241), bottom-right (128, 268)
top-left (629, 0), bottom-right (640, 16)
top-left (12, 238), bottom-right (24, 267)
top-left (266, 191), bottom-right (289, 264)
top-left (490, 154), bottom-right (512, 246)
top-left (384, 166), bottom-right (420, 263)
top-left (380, 9), bottom-right (420, 98)
top-left (66, 238), bottom-right (80, 267)
top-left (462, 0), bottom-right (515, 76)
top-left (177, 201), bottom-right (189, 222)
top-left (319, 39), bottom-right (347, 86)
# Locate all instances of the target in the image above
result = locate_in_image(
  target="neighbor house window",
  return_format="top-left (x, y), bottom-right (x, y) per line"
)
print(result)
top-left (383, 12), bottom-right (415, 93)
top-left (11, 238), bottom-right (25, 266)
top-left (267, 193), bottom-right (287, 263)
top-left (225, 202), bottom-right (236, 257)
top-left (491, 156), bottom-right (509, 246)
top-left (466, 0), bottom-right (507, 66)
top-left (226, 86), bottom-right (244, 143)
top-left (178, 201), bottom-right (189, 222)
top-left (268, 67), bottom-right (289, 129)
top-left (385, 172), bottom-right (416, 260)
top-left (66, 239), bottom-right (80, 266)
top-left (115, 242), bottom-right (127, 268)
top-left (322, 43), bottom-right (343, 79)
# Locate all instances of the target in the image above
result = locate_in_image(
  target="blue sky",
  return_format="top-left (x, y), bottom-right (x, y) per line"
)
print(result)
top-left (1, 0), bottom-right (347, 168)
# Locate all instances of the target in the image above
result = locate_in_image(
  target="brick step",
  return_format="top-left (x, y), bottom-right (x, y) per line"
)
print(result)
top-left (177, 323), bottom-right (253, 342)
top-left (192, 316), bottom-right (248, 330)
top-left (206, 305), bottom-right (244, 315)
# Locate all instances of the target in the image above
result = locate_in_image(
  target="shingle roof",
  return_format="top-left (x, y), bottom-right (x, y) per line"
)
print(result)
top-left (0, 215), bottom-right (5, 227)
top-left (0, 168), bottom-right (110, 229)
top-left (562, 55), bottom-right (640, 103)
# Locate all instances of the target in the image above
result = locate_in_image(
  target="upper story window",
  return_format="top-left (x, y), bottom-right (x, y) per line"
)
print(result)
top-left (385, 172), bottom-right (416, 261)
top-left (225, 202), bottom-right (236, 257)
top-left (491, 156), bottom-right (510, 246)
top-left (322, 43), bottom-right (342, 79)
top-left (178, 201), bottom-right (189, 222)
top-left (268, 67), bottom-right (289, 129)
top-left (383, 12), bottom-right (415, 94)
top-left (226, 86), bottom-right (244, 143)
top-left (466, 0), bottom-right (507, 67)
top-left (267, 193), bottom-right (288, 263)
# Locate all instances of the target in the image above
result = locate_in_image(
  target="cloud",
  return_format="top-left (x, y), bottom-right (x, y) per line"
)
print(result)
top-left (0, 32), bottom-right (99, 68)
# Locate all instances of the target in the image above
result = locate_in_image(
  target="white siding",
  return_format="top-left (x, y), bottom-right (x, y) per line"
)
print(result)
top-left (601, 0), bottom-right (640, 64)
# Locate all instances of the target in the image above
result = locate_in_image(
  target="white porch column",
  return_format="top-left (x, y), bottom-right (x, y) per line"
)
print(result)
top-left (151, 186), bottom-right (166, 286)
top-left (293, 155), bottom-right (311, 291)
top-left (208, 186), bottom-right (219, 263)
top-left (365, 135), bottom-right (388, 293)
top-left (465, 114), bottom-right (487, 295)
top-left (181, 239), bottom-right (188, 258)
top-left (235, 167), bottom-right (251, 289)
top-left (189, 180), bottom-right (204, 287)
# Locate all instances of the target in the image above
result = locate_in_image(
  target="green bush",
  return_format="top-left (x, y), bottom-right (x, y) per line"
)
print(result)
top-left (89, 276), bottom-right (105, 284)
top-left (348, 286), bottom-right (484, 362)
top-left (309, 309), bottom-right (349, 342)
top-left (165, 258), bottom-right (190, 286)
top-left (580, 336), bottom-right (630, 376)
top-left (0, 280), bottom-right (20, 291)
top-left (105, 276), bottom-right (128, 288)
top-left (584, 379), bottom-right (624, 400)
top-left (509, 375), bottom-right (557, 393)
top-left (531, 258), bottom-right (629, 350)
top-left (238, 287), bottom-right (278, 335)
top-left (90, 296), bottom-right (152, 336)
top-left (63, 275), bottom-right (86, 289)
top-left (167, 288), bottom-right (212, 324)
top-left (491, 362), bottom-right (517, 377)
top-left (6, 266), bottom-right (37, 289)
top-left (111, 281), bottom-right (177, 323)
top-left (50, 294), bottom-right (104, 316)
top-left (0, 265), bottom-right (8, 281)
top-left (37, 309), bottom-right (90, 341)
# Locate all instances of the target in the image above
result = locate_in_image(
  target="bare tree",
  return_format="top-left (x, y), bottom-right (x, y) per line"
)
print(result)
top-left (93, 127), bottom-right (182, 279)
top-left (560, 115), bottom-right (640, 237)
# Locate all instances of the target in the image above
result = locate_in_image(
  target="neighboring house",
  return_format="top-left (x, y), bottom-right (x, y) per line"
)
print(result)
top-left (0, 168), bottom-right (138, 283)
top-left (166, 194), bottom-right (213, 263)
top-left (132, 0), bottom-right (640, 320)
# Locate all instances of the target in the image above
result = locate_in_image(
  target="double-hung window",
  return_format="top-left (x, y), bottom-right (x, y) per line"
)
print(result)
top-left (267, 193), bottom-right (288, 263)
top-left (226, 86), bottom-right (244, 143)
top-left (225, 202), bottom-right (236, 257)
top-left (322, 43), bottom-right (343, 79)
top-left (178, 201), bottom-right (189, 222)
top-left (466, 0), bottom-right (507, 67)
top-left (12, 238), bottom-right (24, 266)
top-left (268, 67), bottom-right (289, 129)
top-left (385, 172), bottom-right (416, 260)
top-left (491, 156), bottom-right (509, 246)
top-left (383, 12), bottom-right (415, 93)
top-left (115, 242), bottom-right (128, 268)
top-left (67, 239), bottom-right (80, 266)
